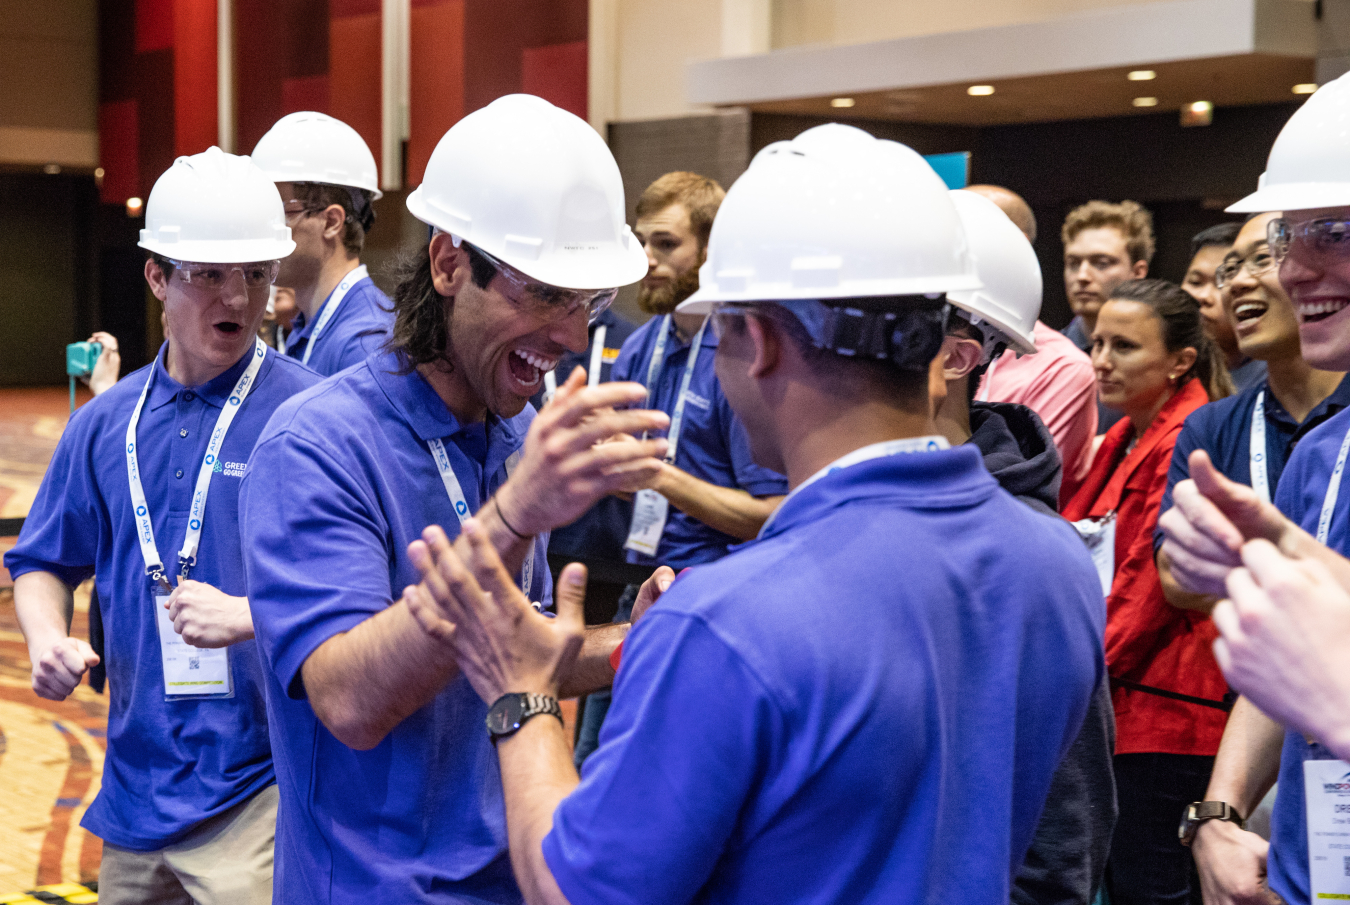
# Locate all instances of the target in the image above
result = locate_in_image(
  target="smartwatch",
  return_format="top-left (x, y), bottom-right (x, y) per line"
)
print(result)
top-left (1178, 801), bottom-right (1245, 846)
top-left (485, 692), bottom-right (562, 742)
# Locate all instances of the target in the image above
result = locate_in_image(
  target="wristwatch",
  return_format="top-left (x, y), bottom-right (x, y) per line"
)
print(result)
top-left (485, 692), bottom-right (562, 742)
top-left (1178, 801), bottom-right (1246, 846)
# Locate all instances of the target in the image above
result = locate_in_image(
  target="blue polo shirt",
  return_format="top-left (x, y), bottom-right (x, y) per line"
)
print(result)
top-left (1155, 374), bottom-right (1350, 550)
top-left (543, 446), bottom-right (1105, 904)
top-left (1267, 406), bottom-right (1350, 904)
top-left (531, 308), bottom-right (638, 564)
top-left (283, 272), bottom-right (393, 377)
top-left (4, 343), bottom-right (319, 851)
top-left (611, 315), bottom-right (787, 569)
top-left (240, 348), bottom-right (550, 904)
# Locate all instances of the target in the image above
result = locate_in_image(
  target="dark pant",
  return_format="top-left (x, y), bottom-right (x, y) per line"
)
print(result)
top-left (1106, 752), bottom-right (1215, 905)
top-left (573, 583), bottom-right (639, 768)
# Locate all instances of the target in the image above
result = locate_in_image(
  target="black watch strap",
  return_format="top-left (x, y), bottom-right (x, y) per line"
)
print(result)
top-left (1178, 801), bottom-right (1245, 846)
top-left (485, 692), bottom-right (563, 742)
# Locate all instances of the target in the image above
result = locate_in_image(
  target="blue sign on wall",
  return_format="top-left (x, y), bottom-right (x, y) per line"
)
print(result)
top-left (924, 152), bottom-right (970, 189)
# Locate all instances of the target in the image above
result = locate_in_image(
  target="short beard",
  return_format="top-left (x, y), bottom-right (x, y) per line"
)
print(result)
top-left (637, 267), bottom-right (702, 316)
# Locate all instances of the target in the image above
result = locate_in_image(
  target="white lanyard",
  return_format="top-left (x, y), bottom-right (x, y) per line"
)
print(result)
top-left (294, 264), bottom-right (368, 364)
top-left (645, 315), bottom-right (708, 464)
top-left (126, 339), bottom-right (267, 585)
top-left (758, 436), bottom-right (951, 538)
top-left (1250, 390), bottom-right (1272, 505)
top-left (1315, 422), bottom-right (1350, 544)
top-left (426, 436), bottom-right (534, 594)
top-left (542, 323), bottom-right (607, 400)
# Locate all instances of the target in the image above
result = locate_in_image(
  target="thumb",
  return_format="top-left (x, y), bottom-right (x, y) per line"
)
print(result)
top-left (556, 563), bottom-right (589, 632)
top-left (73, 638), bottom-right (101, 668)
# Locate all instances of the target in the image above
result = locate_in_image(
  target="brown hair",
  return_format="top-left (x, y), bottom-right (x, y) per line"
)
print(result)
top-left (384, 240), bottom-right (495, 372)
top-left (1107, 278), bottom-right (1234, 401)
top-left (635, 172), bottom-right (726, 249)
top-left (1062, 200), bottom-right (1156, 266)
top-left (292, 182), bottom-right (376, 258)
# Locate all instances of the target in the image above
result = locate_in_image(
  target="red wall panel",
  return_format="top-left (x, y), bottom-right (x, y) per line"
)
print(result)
top-left (282, 76), bottom-right (332, 117)
top-left (136, 0), bottom-right (174, 53)
top-left (521, 41), bottom-right (587, 122)
top-left (408, 0), bottom-right (464, 187)
top-left (173, 0), bottom-right (217, 156)
top-left (99, 99), bottom-right (140, 204)
top-left (329, 9), bottom-right (382, 175)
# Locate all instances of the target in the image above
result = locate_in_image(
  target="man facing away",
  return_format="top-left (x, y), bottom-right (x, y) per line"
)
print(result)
top-left (6, 148), bottom-right (319, 904)
top-left (252, 111), bottom-right (393, 376)
top-left (405, 123), bottom-right (1105, 905)
top-left (240, 95), bottom-right (672, 904)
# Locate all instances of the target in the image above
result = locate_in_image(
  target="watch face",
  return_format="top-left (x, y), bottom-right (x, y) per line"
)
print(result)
top-left (487, 694), bottom-right (525, 736)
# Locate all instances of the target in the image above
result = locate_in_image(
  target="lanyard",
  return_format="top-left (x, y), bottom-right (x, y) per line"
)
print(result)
top-left (542, 323), bottom-right (608, 399)
top-left (126, 339), bottom-right (267, 584)
top-left (644, 315), bottom-right (708, 465)
top-left (757, 436), bottom-right (951, 538)
top-left (292, 264), bottom-right (368, 364)
top-left (1250, 391), bottom-right (1271, 504)
top-left (426, 437), bottom-right (534, 594)
top-left (1315, 422), bottom-right (1350, 544)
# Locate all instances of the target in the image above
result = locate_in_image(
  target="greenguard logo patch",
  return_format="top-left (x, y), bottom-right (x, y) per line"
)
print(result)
top-left (217, 461), bottom-right (247, 478)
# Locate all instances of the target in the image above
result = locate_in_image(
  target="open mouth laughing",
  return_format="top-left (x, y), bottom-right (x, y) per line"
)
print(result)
top-left (508, 348), bottom-right (559, 392)
top-left (1298, 298), bottom-right (1350, 323)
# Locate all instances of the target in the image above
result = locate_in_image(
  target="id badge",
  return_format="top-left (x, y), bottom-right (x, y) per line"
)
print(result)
top-left (155, 593), bottom-right (233, 699)
top-left (1071, 512), bottom-right (1117, 597)
top-left (625, 489), bottom-right (669, 557)
top-left (1304, 757), bottom-right (1350, 897)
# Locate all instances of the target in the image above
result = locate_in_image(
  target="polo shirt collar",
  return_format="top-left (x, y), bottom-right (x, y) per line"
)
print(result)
top-left (146, 341), bottom-right (256, 412)
top-left (369, 348), bottom-right (528, 450)
top-left (1260, 372), bottom-right (1350, 433)
top-left (665, 313), bottom-right (719, 351)
top-left (758, 444), bottom-right (994, 543)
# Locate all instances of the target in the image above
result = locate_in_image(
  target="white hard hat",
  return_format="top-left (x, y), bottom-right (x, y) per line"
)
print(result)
top-left (406, 94), bottom-right (647, 290)
top-left (138, 147), bottom-right (295, 264)
top-left (251, 111), bottom-right (382, 198)
top-left (947, 189), bottom-right (1041, 357)
top-left (1229, 73), bottom-right (1350, 213)
top-left (678, 123), bottom-right (980, 314)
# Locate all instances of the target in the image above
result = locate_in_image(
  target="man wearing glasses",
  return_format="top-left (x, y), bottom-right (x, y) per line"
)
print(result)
top-left (238, 96), bottom-right (671, 904)
top-left (251, 112), bottom-right (393, 376)
top-left (5, 148), bottom-right (317, 904)
top-left (1161, 71), bottom-right (1350, 905)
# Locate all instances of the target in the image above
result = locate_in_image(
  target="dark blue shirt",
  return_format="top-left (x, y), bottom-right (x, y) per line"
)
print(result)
top-left (241, 348), bottom-right (550, 904)
top-left (4, 344), bottom-right (319, 850)
top-left (611, 316), bottom-right (787, 570)
top-left (1155, 375), bottom-right (1350, 551)
top-left (1268, 405), bottom-right (1350, 904)
top-left (283, 272), bottom-right (393, 377)
top-left (543, 446), bottom-right (1105, 904)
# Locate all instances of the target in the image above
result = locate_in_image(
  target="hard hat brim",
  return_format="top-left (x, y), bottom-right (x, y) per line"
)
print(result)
top-left (1227, 182), bottom-right (1350, 214)
top-left (678, 272), bottom-right (983, 315)
top-left (137, 236), bottom-right (298, 263)
top-left (946, 292), bottom-right (1038, 356)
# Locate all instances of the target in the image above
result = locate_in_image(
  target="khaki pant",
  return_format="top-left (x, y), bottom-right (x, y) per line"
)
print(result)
top-left (98, 784), bottom-right (277, 905)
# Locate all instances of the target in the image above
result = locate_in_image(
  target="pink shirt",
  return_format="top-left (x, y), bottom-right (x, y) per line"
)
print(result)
top-left (976, 320), bottom-right (1098, 505)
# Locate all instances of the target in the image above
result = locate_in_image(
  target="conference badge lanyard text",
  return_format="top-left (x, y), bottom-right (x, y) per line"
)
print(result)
top-left (287, 264), bottom-right (368, 365)
top-left (1307, 422), bottom-right (1350, 898)
top-left (626, 316), bottom-right (706, 557)
top-left (126, 338), bottom-right (265, 700)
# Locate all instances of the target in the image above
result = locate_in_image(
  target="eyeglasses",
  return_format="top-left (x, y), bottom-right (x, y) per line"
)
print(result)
top-left (1269, 217), bottom-right (1350, 265)
top-left (1214, 247), bottom-right (1277, 288)
top-left (282, 200), bottom-right (324, 223)
top-left (710, 303), bottom-right (754, 340)
top-left (469, 244), bottom-right (616, 324)
top-left (169, 260), bottom-right (280, 290)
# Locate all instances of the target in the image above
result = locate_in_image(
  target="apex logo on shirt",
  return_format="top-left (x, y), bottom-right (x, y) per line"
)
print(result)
top-left (213, 460), bottom-right (248, 478)
top-left (681, 390), bottom-right (711, 411)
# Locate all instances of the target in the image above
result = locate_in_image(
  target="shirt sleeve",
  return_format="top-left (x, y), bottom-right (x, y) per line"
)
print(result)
top-left (542, 611), bottom-right (785, 905)
top-left (240, 429), bottom-right (398, 699)
top-left (1026, 354), bottom-right (1099, 488)
top-left (3, 408), bottom-right (102, 587)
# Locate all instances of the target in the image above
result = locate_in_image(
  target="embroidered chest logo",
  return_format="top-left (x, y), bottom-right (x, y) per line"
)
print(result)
top-left (214, 460), bottom-right (247, 478)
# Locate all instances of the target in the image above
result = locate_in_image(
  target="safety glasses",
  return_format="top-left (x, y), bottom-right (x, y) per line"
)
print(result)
top-left (1214, 247), bottom-right (1277, 288)
top-left (472, 244), bottom-right (617, 324)
top-left (1268, 217), bottom-right (1350, 265)
top-left (169, 260), bottom-right (280, 290)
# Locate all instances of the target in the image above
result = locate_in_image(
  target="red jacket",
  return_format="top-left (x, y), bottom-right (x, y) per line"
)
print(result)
top-left (1062, 378), bottom-right (1228, 756)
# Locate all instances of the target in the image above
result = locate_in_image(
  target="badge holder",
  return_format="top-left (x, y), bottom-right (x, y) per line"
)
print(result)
top-left (625, 488), bottom-right (670, 556)
top-left (1304, 754), bottom-right (1350, 897)
top-left (1071, 511), bottom-right (1117, 597)
top-left (152, 567), bottom-right (234, 702)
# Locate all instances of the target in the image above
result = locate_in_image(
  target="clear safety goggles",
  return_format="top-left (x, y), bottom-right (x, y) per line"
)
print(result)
top-left (1214, 246), bottom-right (1277, 288)
top-left (471, 244), bottom-right (617, 324)
top-left (1268, 217), bottom-right (1350, 265)
top-left (169, 259), bottom-right (280, 290)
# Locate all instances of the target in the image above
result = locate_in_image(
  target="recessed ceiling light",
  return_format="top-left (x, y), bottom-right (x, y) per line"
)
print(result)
top-left (1128, 70), bottom-right (1156, 81)
top-left (126, 196), bottom-right (144, 217)
top-left (830, 97), bottom-right (855, 108)
top-left (1181, 100), bottom-right (1214, 127)
top-left (1132, 97), bottom-right (1158, 107)
top-left (1293, 83), bottom-right (1318, 94)
top-left (967, 85), bottom-right (995, 96)
top-left (43, 164), bottom-right (61, 175)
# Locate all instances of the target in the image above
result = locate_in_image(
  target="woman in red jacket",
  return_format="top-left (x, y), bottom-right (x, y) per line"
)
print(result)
top-left (1063, 278), bottom-right (1233, 905)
